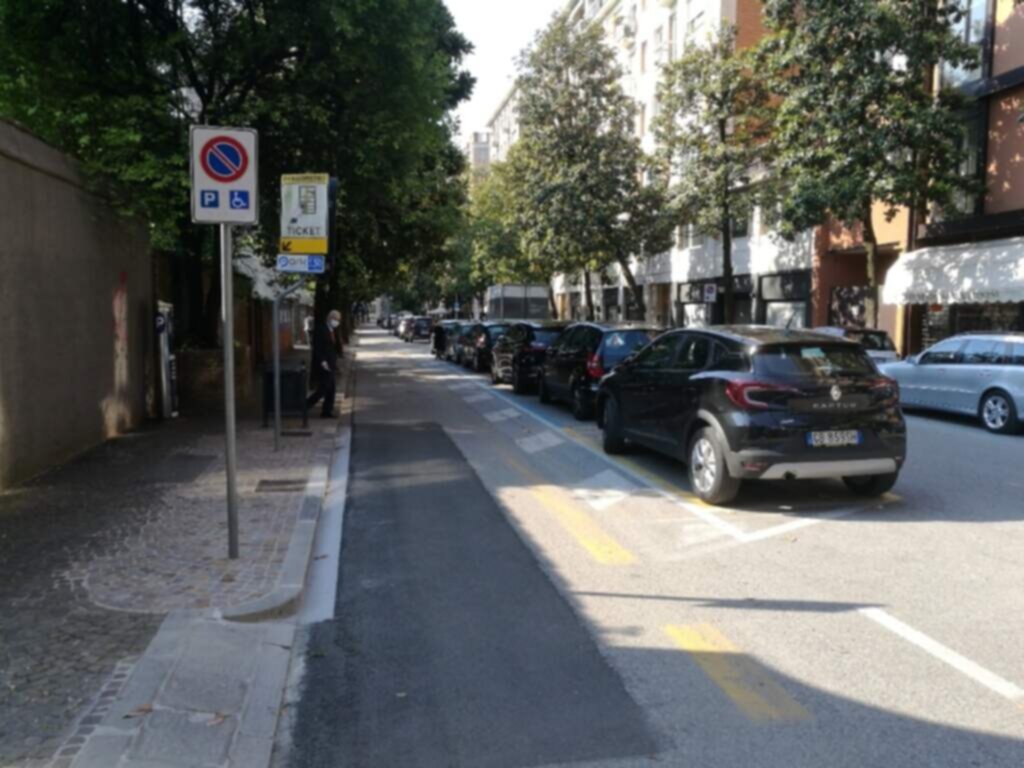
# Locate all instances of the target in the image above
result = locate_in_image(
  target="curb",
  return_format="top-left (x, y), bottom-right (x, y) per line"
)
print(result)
top-left (222, 349), bottom-right (356, 624)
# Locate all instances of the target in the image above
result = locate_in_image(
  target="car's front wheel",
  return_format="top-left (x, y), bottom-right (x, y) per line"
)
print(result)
top-left (979, 390), bottom-right (1019, 434)
top-left (687, 428), bottom-right (740, 505)
top-left (842, 472), bottom-right (899, 497)
top-left (602, 397), bottom-right (626, 454)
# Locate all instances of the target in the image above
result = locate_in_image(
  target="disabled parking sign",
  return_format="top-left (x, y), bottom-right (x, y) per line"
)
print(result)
top-left (190, 126), bottom-right (258, 224)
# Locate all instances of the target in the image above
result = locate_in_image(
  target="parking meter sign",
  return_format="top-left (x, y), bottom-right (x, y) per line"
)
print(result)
top-left (190, 126), bottom-right (258, 224)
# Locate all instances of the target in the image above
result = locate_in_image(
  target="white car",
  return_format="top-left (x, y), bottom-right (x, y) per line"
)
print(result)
top-left (813, 327), bottom-right (899, 364)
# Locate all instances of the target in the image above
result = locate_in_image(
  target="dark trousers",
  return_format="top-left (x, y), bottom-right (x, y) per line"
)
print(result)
top-left (307, 368), bottom-right (337, 416)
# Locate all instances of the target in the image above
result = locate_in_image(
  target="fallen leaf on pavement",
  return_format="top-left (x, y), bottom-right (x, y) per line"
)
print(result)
top-left (208, 713), bottom-right (227, 726)
top-left (123, 704), bottom-right (153, 719)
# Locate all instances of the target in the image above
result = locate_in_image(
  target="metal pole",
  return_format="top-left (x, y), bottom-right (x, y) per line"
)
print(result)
top-left (273, 282), bottom-right (304, 452)
top-left (221, 224), bottom-right (240, 560)
top-left (272, 292), bottom-right (281, 453)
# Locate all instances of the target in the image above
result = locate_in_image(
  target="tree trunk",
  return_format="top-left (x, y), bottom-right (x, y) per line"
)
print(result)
top-left (583, 270), bottom-right (595, 321)
top-left (548, 285), bottom-right (558, 319)
top-left (721, 222), bottom-right (735, 325)
top-left (861, 205), bottom-right (879, 328)
top-left (615, 252), bottom-right (646, 320)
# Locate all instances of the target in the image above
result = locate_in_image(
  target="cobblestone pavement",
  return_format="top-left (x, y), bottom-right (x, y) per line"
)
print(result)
top-left (0, 409), bottom-right (329, 766)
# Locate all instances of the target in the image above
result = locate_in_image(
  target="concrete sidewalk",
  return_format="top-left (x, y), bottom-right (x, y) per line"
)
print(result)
top-left (56, 349), bottom-right (356, 768)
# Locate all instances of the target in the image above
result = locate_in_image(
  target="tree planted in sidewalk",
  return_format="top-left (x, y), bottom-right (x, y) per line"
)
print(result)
top-left (758, 0), bottom-right (980, 327)
top-left (513, 12), bottom-right (673, 321)
top-left (655, 24), bottom-right (771, 325)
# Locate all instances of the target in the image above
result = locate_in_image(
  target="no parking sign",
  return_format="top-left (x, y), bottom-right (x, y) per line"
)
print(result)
top-left (190, 126), bottom-right (259, 224)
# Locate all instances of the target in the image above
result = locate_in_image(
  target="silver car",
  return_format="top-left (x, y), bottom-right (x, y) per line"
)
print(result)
top-left (814, 327), bottom-right (900, 363)
top-left (879, 333), bottom-right (1024, 434)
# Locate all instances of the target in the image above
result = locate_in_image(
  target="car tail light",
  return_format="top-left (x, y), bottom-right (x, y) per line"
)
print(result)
top-left (725, 380), bottom-right (798, 410)
top-left (869, 376), bottom-right (899, 404)
top-left (586, 353), bottom-right (605, 380)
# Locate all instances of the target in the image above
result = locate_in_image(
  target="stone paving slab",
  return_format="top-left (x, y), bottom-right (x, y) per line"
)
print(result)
top-left (0, 354), bottom-right (345, 766)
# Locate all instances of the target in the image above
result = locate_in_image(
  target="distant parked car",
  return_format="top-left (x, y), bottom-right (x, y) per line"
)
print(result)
top-left (402, 316), bottom-right (432, 342)
top-left (395, 316), bottom-right (413, 339)
top-left (879, 333), bottom-right (1024, 434)
top-left (597, 326), bottom-right (907, 504)
top-left (814, 327), bottom-right (899, 363)
top-left (458, 321), bottom-right (512, 372)
top-left (490, 321), bottom-right (570, 392)
top-left (442, 322), bottom-right (465, 362)
top-left (538, 322), bottom-right (659, 420)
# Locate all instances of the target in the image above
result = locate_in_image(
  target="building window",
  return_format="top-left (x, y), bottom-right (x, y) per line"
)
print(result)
top-left (655, 26), bottom-right (664, 65)
top-left (668, 14), bottom-right (677, 62)
top-left (638, 102), bottom-right (647, 136)
top-left (641, 40), bottom-right (647, 74)
top-left (942, 0), bottom-right (988, 87)
top-left (947, 109), bottom-right (987, 218)
top-left (731, 213), bottom-right (749, 239)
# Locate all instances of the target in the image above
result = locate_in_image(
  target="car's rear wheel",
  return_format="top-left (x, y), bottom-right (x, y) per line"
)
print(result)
top-left (538, 375), bottom-right (552, 404)
top-left (842, 472), bottom-right (899, 497)
top-left (687, 428), bottom-right (740, 505)
top-left (602, 397), bottom-right (626, 454)
top-left (979, 390), bottom-right (1019, 434)
top-left (512, 364), bottom-right (528, 395)
top-left (571, 383), bottom-right (593, 421)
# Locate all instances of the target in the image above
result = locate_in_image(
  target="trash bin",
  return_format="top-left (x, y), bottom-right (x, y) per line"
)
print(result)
top-left (262, 362), bottom-right (309, 428)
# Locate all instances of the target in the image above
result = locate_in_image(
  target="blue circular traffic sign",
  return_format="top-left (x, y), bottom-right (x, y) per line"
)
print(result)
top-left (200, 136), bottom-right (249, 183)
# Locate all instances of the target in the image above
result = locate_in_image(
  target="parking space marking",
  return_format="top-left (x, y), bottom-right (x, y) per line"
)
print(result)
top-left (529, 484), bottom-right (636, 565)
top-left (484, 408), bottom-right (522, 424)
top-left (665, 624), bottom-right (811, 723)
top-left (516, 431), bottom-right (565, 454)
top-left (572, 470), bottom-right (635, 511)
top-left (463, 393), bottom-right (493, 404)
top-left (859, 608), bottom-right (1024, 703)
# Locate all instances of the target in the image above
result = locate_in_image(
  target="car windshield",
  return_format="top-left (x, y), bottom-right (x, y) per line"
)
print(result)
top-left (486, 325), bottom-right (509, 340)
top-left (847, 331), bottom-right (895, 351)
top-left (533, 330), bottom-right (563, 345)
top-left (754, 344), bottom-right (876, 378)
top-left (603, 330), bottom-right (657, 364)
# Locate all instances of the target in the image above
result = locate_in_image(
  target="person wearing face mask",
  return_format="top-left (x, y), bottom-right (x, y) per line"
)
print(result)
top-left (307, 309), bottom-right (342, 418)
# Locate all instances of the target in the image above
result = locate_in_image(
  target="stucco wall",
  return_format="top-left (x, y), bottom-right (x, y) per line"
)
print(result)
top-left (993, 0), bottom-right (1024, 77)
top-left (0, 119), bottom-right (152, 488)
top-left (986, 83), bottom-right (1024, 214)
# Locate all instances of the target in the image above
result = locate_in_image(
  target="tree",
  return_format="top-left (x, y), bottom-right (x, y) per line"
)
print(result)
top-left (513, 12), bottom-right (672, 321)
top-left (759, 0), bottom-right (980, 327)
top-left (655, 24), bottom-right (770, 324)
top-left (0, 0), bottom-right (473, 343)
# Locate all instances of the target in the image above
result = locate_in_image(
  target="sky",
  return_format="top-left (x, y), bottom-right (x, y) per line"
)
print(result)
top-left (445, 0), bottom-right (561, 142)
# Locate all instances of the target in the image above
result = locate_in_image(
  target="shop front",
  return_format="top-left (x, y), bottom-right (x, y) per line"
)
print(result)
top-left (757, 270), bottom-right (812, 328)
top-left (675, 275), bottom-right (754, 327)
top-left (883, 237), bottom-right (1024, 351)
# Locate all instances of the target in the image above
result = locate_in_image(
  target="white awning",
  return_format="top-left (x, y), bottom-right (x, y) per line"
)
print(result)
top-left (883, 236), bottom-right (1024, 305)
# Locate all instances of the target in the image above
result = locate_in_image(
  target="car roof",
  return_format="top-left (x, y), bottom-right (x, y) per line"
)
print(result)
top-left (569, 321), bottom-right (660, 332)
top-left (952, 331), bottom-right (1024, 341)
top-left (677, 325), bottom-right (861, 347)
top-left (517, 320), bottom-right (568, 329)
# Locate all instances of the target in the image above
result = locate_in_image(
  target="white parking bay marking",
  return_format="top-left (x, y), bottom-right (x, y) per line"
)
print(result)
top-left (484, 408), bottom-right (521, 424)
top-left (464, 393), bottom-right (493, 404)
top-left (860, 608), bottom-right (1024, 702)
top-left (448, 382), bottom-right (476, 391)
top-left (516, 431), bottom-right (565, 454)
top-left (573, 470), bottom-right (635, 511)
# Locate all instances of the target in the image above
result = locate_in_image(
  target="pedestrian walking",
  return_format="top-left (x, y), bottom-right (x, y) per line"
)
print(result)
top-left (307, 310), bottom-right (341, 418)
top-left (432, 321), bottom-right (446, 357)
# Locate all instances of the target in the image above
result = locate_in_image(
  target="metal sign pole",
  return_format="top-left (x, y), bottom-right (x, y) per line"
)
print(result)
top-left (221, 223), bottom-right (240, 559)
top-left (272, 282), bottom-right (304, 452)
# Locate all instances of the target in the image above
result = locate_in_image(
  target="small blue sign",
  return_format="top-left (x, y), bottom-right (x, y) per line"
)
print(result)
top-left (229, 190), bottom-right (250, 210)
top-left (307, 256), bottom-right (326, 273)
top-left (276, 254), bottom-right (327, 274)
top-left (200, 190), bottom-right (219, 208)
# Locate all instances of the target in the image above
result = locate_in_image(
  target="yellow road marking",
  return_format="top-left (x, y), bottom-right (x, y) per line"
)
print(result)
top-left (665, 624), bottom-right (811, 723)
top-left (498, 446), bottom-right (636, 566)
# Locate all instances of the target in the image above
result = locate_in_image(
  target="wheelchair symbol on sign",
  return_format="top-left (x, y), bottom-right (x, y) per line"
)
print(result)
top-left (229, 191), bottom-right (250, 210)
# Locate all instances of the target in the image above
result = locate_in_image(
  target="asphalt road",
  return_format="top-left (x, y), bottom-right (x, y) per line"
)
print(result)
top-left (285, 329), bottom-right (1024, 768)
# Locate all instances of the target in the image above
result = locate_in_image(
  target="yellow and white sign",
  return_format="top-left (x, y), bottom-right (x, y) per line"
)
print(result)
top-left (280, 173), bottom-right (329, 254)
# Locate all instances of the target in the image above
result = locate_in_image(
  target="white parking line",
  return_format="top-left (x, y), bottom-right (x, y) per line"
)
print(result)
top-left (572, 470), bottom-right (635, 511)
top-left (860, 608), bottom-right (1024, 702)
top-left (484, 408), bottom-right (521, 423)
top-left (463, 393), bottom-right (493, 404)
top-left (516, 431), bottom-right (566, 454)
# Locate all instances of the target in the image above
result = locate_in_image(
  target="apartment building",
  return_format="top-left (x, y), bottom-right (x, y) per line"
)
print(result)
top-left (880, 0), bottom-right (1024, 352)
top-left (465, 130), bottom-right (492, 185)
top-left (488, 0), bottom-right (817, 329)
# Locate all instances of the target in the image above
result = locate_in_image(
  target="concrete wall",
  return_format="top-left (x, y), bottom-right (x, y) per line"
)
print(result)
top-left (0, 119), bottom-right (152, 488)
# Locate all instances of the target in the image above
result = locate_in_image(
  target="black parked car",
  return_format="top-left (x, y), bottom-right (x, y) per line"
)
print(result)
top-left (457, 321), bottom-right (512, 372)
top-left (538, 322), bottom-right (659, 420)
top-left (402, 316), bottom-right (433, 342)
top-left (442, 321), bottom-right (465, 362)
top-left (596, 326), bottom-right (906, 504)
top-left (490, 321), bottom-right (569, 392)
